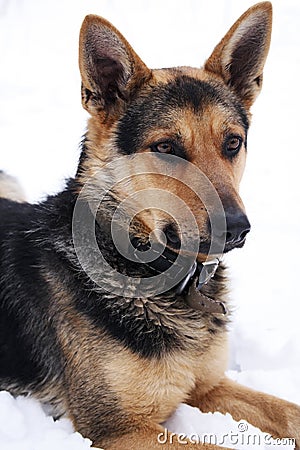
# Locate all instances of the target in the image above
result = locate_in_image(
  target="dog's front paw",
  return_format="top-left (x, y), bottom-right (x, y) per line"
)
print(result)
top-left (286, 402), bottom-right (300, 449)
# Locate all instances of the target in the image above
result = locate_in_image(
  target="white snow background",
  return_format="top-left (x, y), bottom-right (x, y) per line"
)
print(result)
top-left (0, 0), bottom-right (300, 448)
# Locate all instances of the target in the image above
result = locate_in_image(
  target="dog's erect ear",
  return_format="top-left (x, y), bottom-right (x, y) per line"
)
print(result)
top-left (205, 2), bottom-right (272, 109)
top-left (79, 15), bottom-right (151, 115)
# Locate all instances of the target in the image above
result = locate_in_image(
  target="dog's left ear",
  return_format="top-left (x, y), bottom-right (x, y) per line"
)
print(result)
top-left (79, 15), bottom-right (152, 115)
top-left (205, 2), bottom-right (272, 109)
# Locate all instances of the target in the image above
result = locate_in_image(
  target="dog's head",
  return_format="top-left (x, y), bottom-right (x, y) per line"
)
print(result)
top-left (76, 3), bottom-right (272, 270)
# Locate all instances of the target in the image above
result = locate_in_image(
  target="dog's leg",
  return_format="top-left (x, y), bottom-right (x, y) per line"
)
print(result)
top-left (188, 376), bottom-right (300, 447)
top-left (67, 392), bottom-right (231, 449)
top-left (94, 422), bottom-right (231, 450)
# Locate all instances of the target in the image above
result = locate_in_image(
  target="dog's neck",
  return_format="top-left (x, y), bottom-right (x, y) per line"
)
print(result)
top-left (47, 186), bottom-right (227, 317)
top-left (86, 202), bottom-right (227, 315)
top-left (43, 186), bottom-right (229, 357)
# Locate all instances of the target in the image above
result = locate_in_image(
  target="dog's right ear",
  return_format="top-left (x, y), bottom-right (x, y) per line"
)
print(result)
top-left (79, 15), bottom-right (152, 115)
top-left (204, 2), bottom-right (272, 110)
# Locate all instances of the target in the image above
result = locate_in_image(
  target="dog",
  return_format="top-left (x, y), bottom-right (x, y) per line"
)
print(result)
top-left (1, 2), bottom-right (299, 449)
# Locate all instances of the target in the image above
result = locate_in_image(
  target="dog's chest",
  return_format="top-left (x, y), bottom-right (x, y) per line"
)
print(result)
top-left (104, 337), bottom-right (227, 423)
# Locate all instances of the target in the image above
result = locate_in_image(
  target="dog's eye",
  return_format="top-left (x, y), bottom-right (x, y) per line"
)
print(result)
top-left (151, 142), bottom-right (174, 154)
top-left (223, 135), bottom-right (243, 158)
top-left (150, 140), bottom-right (188, 160)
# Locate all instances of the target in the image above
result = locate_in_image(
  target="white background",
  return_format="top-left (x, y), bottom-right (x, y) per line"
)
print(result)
top-left (0, 0), bottom-right (299, 448)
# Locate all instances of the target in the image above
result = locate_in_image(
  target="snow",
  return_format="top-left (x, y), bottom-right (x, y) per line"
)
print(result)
top-left (164, 404), bottom-right (296, 449)
top-left (0, 0), bottom-right (299, 448)
top-left (0, 391), bottom-right (93, 450)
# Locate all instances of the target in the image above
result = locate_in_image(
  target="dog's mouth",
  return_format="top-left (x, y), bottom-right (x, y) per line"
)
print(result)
top-left (174, 257), bottom-right (221, 293)
top-left (199, 237), bottom-right (247, 255)
top-left (130, 230), bottom-right (225, 289)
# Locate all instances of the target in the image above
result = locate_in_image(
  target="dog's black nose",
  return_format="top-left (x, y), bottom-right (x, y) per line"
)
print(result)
top-left (208, 208), bottom-right (251, 253)
top-left (225, 210), bottom-right (251, 246)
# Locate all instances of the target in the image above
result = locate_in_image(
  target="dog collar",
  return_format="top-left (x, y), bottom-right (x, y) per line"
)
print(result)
top-left (176, 259), bottom-right (227, 315)
top-left (130, 237), bottom-right (226, 315)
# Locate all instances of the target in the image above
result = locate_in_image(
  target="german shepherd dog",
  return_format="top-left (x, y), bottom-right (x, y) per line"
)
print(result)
top-left (0, 2), bottom-right (299, 449)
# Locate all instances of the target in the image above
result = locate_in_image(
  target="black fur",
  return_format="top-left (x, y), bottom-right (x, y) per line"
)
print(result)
top-left (0, 199), bottom-right (64, 387)
top-left (0, 176), bottom-right (228, 390)
top-left (116, 76), bottom-right (249, 155)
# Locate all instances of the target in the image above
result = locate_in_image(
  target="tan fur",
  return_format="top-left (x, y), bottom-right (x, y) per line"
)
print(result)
top-left (55, 303), bottom-right (228, 448)
top-left (56, 303), bottom-right (230, 449)
top-left (106, 339), bottom-right (228, 423)
top-left (106, 424), bottom-right (230, 450)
